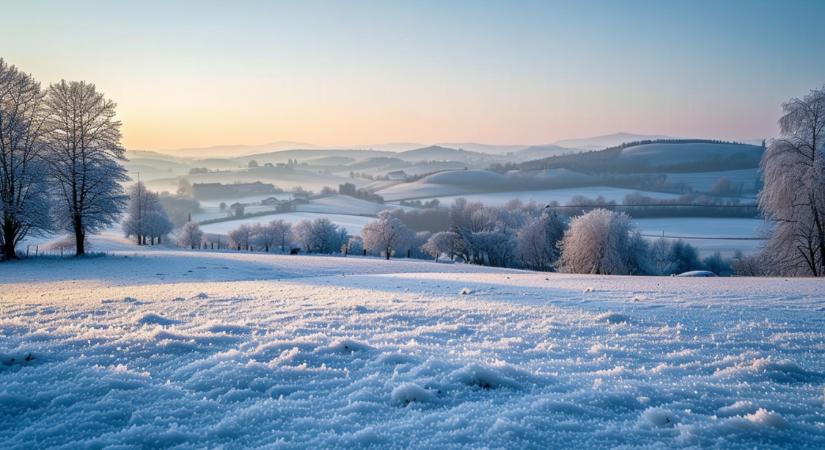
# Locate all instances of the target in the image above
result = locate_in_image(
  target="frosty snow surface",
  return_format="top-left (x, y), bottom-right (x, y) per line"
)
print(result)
top-left (1, 248), bottom-right (823, 448)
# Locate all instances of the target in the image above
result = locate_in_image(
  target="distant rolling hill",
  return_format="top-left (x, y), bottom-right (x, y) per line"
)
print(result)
top-left (554, 133), bottom-right (677, 151)
top-left (396, 146), bottom-right (490, 163)
top-left (519, 139), bottom-right (763, 173)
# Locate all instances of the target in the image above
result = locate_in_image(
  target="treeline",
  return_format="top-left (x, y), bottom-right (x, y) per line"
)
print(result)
top-left (205, 198), bottom-right (744, 276)
top-left (0, 59), bottom-right (127, 259)
top-left (328, 182), bottom-right (384, 203)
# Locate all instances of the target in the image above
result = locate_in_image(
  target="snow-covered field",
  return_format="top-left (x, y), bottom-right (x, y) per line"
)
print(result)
top-left (393, 187), bottom-right (681, 207)
top-left (294, 195), bottom-right (388, 216)
top-left (665, 169), bottom-right (760, 194)
top-left (200, 212), bottom-right (374, 235)
top-left (2, 249), bottom-right (824, 448)
top-left (635, 218), bottom-right (766, 256)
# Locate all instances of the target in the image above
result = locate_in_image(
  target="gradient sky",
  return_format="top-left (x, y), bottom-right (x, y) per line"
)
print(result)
top-left (2, 0), bottom-right (824, 150)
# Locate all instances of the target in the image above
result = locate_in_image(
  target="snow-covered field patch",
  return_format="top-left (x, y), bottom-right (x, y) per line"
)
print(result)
top-left (199, 212), bottom-right (374, 235)
top-left (389, 186), bottom-right (681, 206)
top-left (1, 251), bottom-right (823, 448)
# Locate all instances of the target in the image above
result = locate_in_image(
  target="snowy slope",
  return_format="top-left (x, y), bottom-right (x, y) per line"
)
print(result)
top-left (1, 251), bottom-right (824, 448)
top-left (200, 212), bottom-right (374, 235)
top-left (410, 187), bottom-right (681, 207)
top-left (294, 195), bottom-right (388, 215)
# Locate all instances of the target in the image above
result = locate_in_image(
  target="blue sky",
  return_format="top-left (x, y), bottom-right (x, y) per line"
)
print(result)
top-left (2, 0), bottom-right (823, 149)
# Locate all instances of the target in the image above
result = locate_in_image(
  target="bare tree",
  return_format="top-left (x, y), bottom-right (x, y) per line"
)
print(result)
top-left (45, 80), bottom-right (127, 255)
top-left (177, 221), bottom-right (203, 249)
top-left (0, 59), bottom-right (51, 260)
top-left (759, 85), bottom-right (825, 276)
top-left (362, 210), bottom-right (414, 259)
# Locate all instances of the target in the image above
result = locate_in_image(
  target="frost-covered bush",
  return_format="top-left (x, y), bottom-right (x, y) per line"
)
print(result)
top-left (516, 210), bottom-right (566, 271)
top-left (731, 251), bottom-right (767, 276)
top-left (668, 240), bottom-right (702, 274)
top-left (343, 236), bottom-right (363, 256)
top-left (557, 209), bottom-right (643, 275)
top-left (647, 238), bottom-right (702, 275)
top-left (702, 252), bottom-right (732, 276)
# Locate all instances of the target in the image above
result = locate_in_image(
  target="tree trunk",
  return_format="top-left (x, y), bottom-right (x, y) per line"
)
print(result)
top-left (2, 219), bottom-right (17, 259)
top-left (2, 218), bottom-right (18, 260)
top-left (385, 247), bottom-right (390, 260)
top-left (74, 216), bottom-right (86, 256)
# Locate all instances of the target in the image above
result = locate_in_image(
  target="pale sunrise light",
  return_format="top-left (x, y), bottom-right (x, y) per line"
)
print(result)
top-left (3, 2), bottom-right (825, 448)
top-left (3, 0), bottom-right (823, 150)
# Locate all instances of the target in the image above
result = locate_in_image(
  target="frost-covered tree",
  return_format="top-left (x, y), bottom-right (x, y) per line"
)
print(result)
top-left (343, 235), bottom-right (363, 256)
top-left (668, 240), bottom-right (701, 274)
top-left (252, 222), bottom-right (279, 252)
top-left (759, 85), bottom-right (825, 276)
top-left (145, 207), bottom-right (173, 245)
top-left (177, 221), bottom-right (203, 249)
top-left (410, 231), bottom-right (432, 259)
top-left (421, 231), bottom-right (464, 262)
top-left (0, 59), bottom-right (51, 260)
top-left (292, 218), bottom-right (345, 254)
top-left (268, 219), bottom-right (292, 252)
top-left (228, 224), bottom-right (254, 250)
top-left (45, 80), bottom-right (127, 255)
top-left (557, 209), bottom-right (642, 275)
top-left (648, 238), bottom-right (674, 275)
top-left (123, 182), bottom-right (172, 245)
top-left (516, 209), bottom-right (566, 271)
top-left (361, 210), bottom-right (415, 259)
top-left (465, 229), bottom-right (517, 267)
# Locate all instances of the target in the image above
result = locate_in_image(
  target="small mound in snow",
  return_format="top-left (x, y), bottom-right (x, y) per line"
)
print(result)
top-left (192, 292), bottom-right (209, 299)
top-left (715, 357), bottom-right (820, 382)
top-left (595, 312), bottom-right (630, 324)
top-left (391, 383), bottom-right (436, 405)
top-left (450, 364), bottom-right (521, 390)
top-left (676, 270), bottom-right (717, 277)
top-left (717, 400), bottom-right (758, 417)
top-left (137, 313), bottom-right (181, 326)
top-left (721, 408), bottom-right (788, 431)
top-left (323, 338), bottom-right (374, 354)
top-left (751, 358), bottom-right (820, 382)
top-left (640, 407), bottom-right (677, 428)
top-left (742, 408), bottom-right (787, 428)
top-left (459, 287), bottom-right (472, 295)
